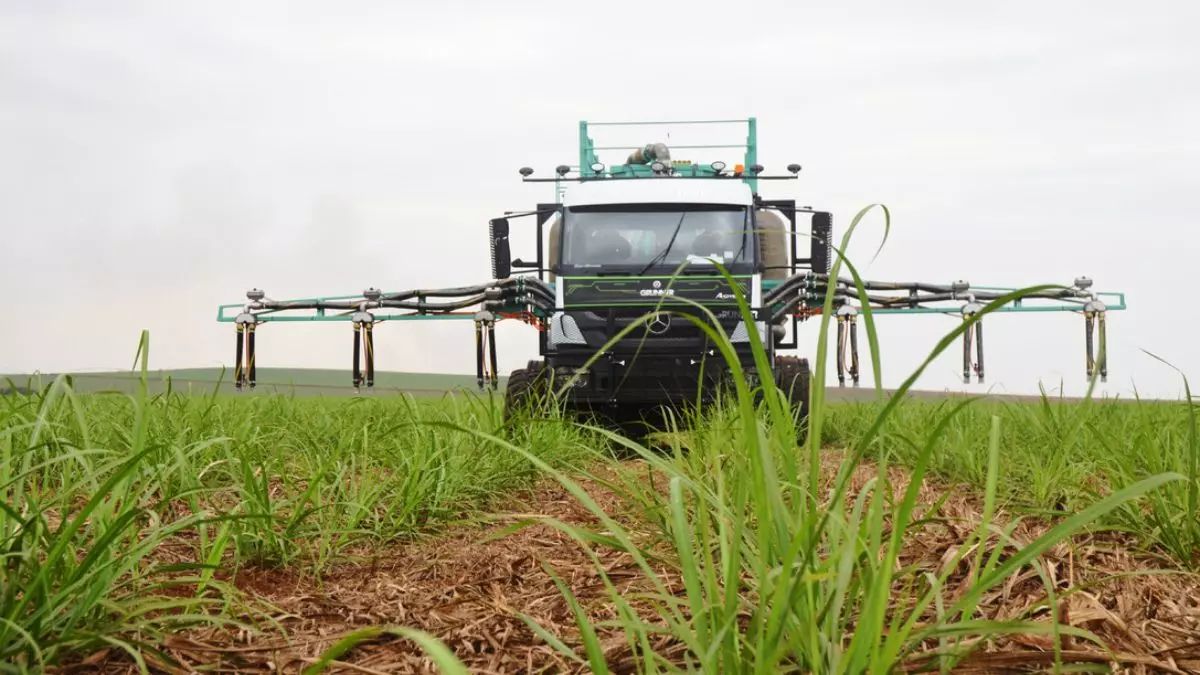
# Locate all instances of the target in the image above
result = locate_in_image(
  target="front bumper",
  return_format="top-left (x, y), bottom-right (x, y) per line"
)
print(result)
top-left (546, 347), bottom-right (761, 406)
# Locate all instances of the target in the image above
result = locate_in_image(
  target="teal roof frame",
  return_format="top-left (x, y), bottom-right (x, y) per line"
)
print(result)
top-left (573, 118), bottom-right (759, 200)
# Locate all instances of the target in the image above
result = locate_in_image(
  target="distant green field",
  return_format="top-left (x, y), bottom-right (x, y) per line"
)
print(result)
top-left (3, 366), bottom-right (1127, 403)
top-left (2, 367), bottom-right (505, 396)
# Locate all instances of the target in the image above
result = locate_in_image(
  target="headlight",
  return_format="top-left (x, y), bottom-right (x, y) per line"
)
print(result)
top-left (554, 367), bottom-right (590, 388)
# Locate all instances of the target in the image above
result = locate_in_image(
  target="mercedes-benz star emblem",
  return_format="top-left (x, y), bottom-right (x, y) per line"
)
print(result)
top-left (648, 313), bottom-right (671, 335)
top-left (652, 280), bottom-right (662, 289)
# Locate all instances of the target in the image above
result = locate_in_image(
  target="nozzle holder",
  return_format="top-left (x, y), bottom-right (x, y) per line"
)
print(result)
top-left (961, 301), bottom-right (984, 316)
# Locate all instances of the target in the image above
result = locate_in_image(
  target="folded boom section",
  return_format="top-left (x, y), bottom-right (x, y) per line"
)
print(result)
top-left (217, 272), bottom-right (1123, 391)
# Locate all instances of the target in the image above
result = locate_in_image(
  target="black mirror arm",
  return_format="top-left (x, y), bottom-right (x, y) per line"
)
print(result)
top-left (513, 258), bottom-right (553, 268)
top-left (512, 259), bottom-right (551, 273)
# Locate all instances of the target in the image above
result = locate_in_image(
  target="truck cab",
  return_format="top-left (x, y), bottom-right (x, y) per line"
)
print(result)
top-left (543, 178), bottom-right (767, 411)
top-left (489, 120), bottom-right (829, 435)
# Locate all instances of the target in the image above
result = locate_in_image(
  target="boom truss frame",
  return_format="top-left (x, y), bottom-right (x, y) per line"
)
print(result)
top-left (217, 271), bottom-right (1123, 391)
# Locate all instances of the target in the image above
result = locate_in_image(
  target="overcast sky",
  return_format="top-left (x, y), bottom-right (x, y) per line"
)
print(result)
top-left (2, 0), bottom-right (1197, 400)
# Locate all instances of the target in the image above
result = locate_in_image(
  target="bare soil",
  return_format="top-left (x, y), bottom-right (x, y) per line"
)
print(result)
top-left (59, 453), bottom-right (1200, 674)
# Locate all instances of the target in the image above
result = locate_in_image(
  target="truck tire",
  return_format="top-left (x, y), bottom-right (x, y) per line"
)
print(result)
top-left (774, 355), bottom-right (811, 443)
top-left (503, 359), bottom-right (549, 423)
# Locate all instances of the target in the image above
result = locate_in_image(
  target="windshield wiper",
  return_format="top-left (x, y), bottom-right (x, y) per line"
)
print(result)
top-left (635, 211), bottom-right (687, 276)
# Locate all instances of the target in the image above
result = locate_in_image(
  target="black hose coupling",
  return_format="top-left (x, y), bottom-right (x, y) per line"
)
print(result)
top-left (234, 312), bottom-right (258, 390)
top-left (960, 300), bottom-right (984, 383)
top-left (351, 310), bottom-right (376, 391)
top-left (835, 304), bottom-right (860, 387)
top-left (1083, 298), bottom-right (1107, 382)
top-left (473, 310), bottom-right (499, 391)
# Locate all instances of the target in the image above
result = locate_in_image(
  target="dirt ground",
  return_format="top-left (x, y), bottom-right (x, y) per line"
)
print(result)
top-left (60, 454), bottom-right (1200, 674)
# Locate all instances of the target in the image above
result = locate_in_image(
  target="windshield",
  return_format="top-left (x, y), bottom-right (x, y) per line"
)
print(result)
top-left (560, 204), bottom-right (750, 270)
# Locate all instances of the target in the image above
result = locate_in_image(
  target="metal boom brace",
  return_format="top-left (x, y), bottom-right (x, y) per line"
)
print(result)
top-left (217, 272), bottom-right (1123, 391)
top-left (219, 278), bottom-right (556, 391)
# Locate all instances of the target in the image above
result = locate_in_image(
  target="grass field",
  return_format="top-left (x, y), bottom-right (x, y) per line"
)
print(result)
top-left (3, 344), bottom-right (1199, 673)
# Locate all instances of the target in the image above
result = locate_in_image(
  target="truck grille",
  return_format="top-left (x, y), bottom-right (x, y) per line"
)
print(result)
top-left (583, 308), bottom-right (718, 341)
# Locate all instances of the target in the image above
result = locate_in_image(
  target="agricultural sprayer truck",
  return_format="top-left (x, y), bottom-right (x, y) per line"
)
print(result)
top-left (216, 118), bottom-right (1126, 436)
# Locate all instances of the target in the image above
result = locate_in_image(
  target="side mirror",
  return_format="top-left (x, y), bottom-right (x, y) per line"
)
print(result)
top-left (489, 217), bottom-right (512, 278)
top-left (809, 211), bottom-right (832, 274)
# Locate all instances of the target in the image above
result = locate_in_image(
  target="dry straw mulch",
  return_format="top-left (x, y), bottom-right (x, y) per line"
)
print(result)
top-left (65, 454), bottom-right (1200, 674)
